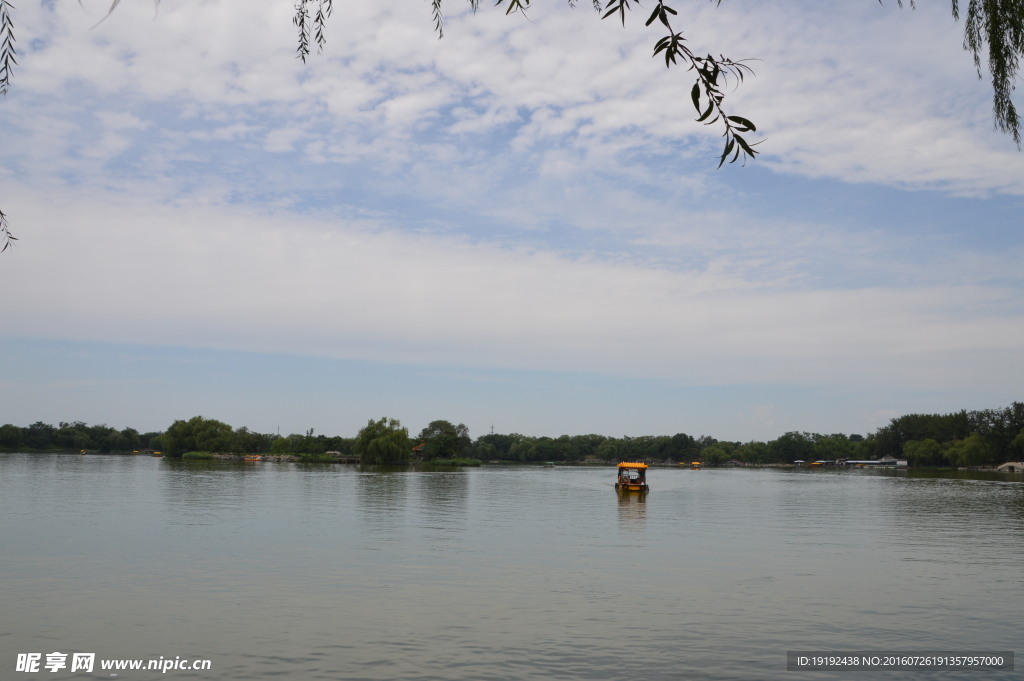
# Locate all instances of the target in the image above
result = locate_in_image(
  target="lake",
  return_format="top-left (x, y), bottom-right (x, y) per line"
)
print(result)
top-left (1, 454), bottom-right (1021, 679)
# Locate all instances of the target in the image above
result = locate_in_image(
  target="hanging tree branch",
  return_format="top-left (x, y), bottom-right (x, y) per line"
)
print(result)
top-left (298, 0), bottom-right (1023, 156)
top-left (294, 0), bottom-right (334, 62)
top-left (637, 0), bottom-right (760, 166)
top-left (893, 0), bottom-right (1021, 146)
top-left (294, 0), bottom-right (311, 62)
top-left (2, 0), bottom-right (1023, 254)
top-left (1, 0), bottom-right (15, 96)
top-left (0, 208), bottom-right (16, 252)
top-left (314, 0), bottom-right (333, 54)
top-left (959, 0), bottom-right (1023, 147)
top-left (1, 1), bottom-right (15, 249)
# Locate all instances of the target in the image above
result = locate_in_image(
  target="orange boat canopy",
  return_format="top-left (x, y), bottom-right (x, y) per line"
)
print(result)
top-left (617, 462), bottom-right (648, 469)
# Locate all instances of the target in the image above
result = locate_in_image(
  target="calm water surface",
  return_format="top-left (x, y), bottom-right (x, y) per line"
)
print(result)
top-left (1, 454), bottom-right (1022, 679)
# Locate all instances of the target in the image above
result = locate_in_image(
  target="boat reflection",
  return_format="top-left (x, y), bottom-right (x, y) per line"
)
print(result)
top-left (617, 489), bottom-right (647, 530)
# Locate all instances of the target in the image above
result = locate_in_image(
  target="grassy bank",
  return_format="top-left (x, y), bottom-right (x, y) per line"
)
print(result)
top-left (428, 458), bottom-right (482, 467)
top-left (297, 454), bottom-right (339, 463)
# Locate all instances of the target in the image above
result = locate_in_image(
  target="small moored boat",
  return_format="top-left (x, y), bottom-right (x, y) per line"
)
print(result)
top-left (615, 462), bottom-right (649, 492)
top-left (244, 455), bottom-right (262, 462)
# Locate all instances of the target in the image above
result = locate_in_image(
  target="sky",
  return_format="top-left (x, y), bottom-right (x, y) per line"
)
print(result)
top-left (1, 0), bottom-right (1022, 441)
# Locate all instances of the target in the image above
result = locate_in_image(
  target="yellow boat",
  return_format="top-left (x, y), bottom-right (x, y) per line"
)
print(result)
top-left (615, 462), bottom-right (649, 492)
top-left (691, 461), bottom-right (702, 470)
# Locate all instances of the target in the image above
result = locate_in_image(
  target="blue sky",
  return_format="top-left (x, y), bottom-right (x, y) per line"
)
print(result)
top-left (1, 0), bottom-right (1022, 440)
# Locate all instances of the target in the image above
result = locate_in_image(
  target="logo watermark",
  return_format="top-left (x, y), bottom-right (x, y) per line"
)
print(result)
top-left (787, 651), bottom-right (1013, 671)
top-left (16, 653), bottom-right (211, 674)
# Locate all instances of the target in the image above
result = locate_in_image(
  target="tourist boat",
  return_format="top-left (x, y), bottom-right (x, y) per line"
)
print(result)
top-left (244, 455), bottom-right (261, 462)
top-left (615, 462), bottom-right (649, 492)
top-left (691, 461), bottom-right (701, 470)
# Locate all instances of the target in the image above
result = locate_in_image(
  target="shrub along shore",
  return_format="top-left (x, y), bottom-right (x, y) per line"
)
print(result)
top-left (2, 403), bottom-right (1022, 467)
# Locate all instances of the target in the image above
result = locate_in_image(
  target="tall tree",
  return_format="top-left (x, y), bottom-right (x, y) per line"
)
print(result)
top-left (767, 431), bottom-right (816, 463)
top-left (162, 415), bottom-right (234, 455)
top-left (418, 420), bottom-right (471, 460)
top-left (355, 417), bottom-right (410, 464)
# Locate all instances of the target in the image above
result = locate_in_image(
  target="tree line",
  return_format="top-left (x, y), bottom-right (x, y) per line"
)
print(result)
top-left (2, 402), bottom-right (1022, 466)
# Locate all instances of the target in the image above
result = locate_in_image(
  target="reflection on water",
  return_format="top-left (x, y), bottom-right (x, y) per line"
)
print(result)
top-left (415, 470), bottom-right (469, 526)
top-left (906, 468), bottom-right (1024, 482)
top-left (355, 466), bottom-right (409, 531)
top-left (616, 490), bottom-right (646, 531)
top-left (417, 471), bottom-right (469, 512)
top-left (161, 459), bottom-right (266, 520)
top-left (1, 455), bottom-right (1022, 681)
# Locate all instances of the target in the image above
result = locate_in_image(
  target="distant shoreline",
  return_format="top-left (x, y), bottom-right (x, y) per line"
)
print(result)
top-left (2, 450), bottom-right (1022, 478)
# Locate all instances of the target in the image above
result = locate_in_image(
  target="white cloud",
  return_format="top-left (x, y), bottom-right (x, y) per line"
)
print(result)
top-left (96, 111), bottom-right (150, 130)
top-left (5, 0), bottom-right (1022, 197)
top-left (1, 188), bottom-right (1021, 395)
top-left (1, 0), bottom-right (1022, 419)
top-left (742, 405), bottom-right (778, 430)
top-left (263, 127), bottom-right (306, 152)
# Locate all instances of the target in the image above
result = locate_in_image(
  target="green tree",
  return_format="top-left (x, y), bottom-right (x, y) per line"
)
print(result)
top-left (163, 416), bottom-right (234, 456)
top-left (477, 433), bottom-right (518, 459)
top-left (23, 421), bottom-right (56, 449)
top-left (903, 438), bottom-right (943, 466)
top-left (768, 431), bottom-right (816, 463)
top-left (1011, 428), bottom-right (1024, 458)
top-left (419, 420), bottom-right (471, 460)
top-left (99, 431), bottom-right (125, 453)
top-left (735, 440), bottom-right (769, 464)
top-left (967, 402), bottom-right (1024, 460)
top-left (595, 439), bottom-right (618, 462)
top-left (701, 443), bottom-right (730, 466)
top-left (324, 436), bottom-right (355, 456)
top-left (874, 410), bottom-right (971, 458)
top-left (355, 417), bottom-right (410, 464)
top-left (813, 434), bottom-right (855, 460)
top-left (0, 423), bottom-right (22, 448)
top-left (852, 436), bottom-right (877, 460)
top-left (140, 431), bottom-right (164, 449)
top-left (509, 439), bottom-right (538, 462)
top-left (943, 432), bottom-right (992, 466)
top-left (230, 426), bottom-right (273, 454)
top-left (475, 441), bottom-right (497, 460)
top-left (120, 427), bottom-right (141, 450)
top-left (71, 430), bottom-right (91, 450)
top-left (569, 434), bottom-right (607, 459)
top-left (667, 432), bottom-right (698, 461)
